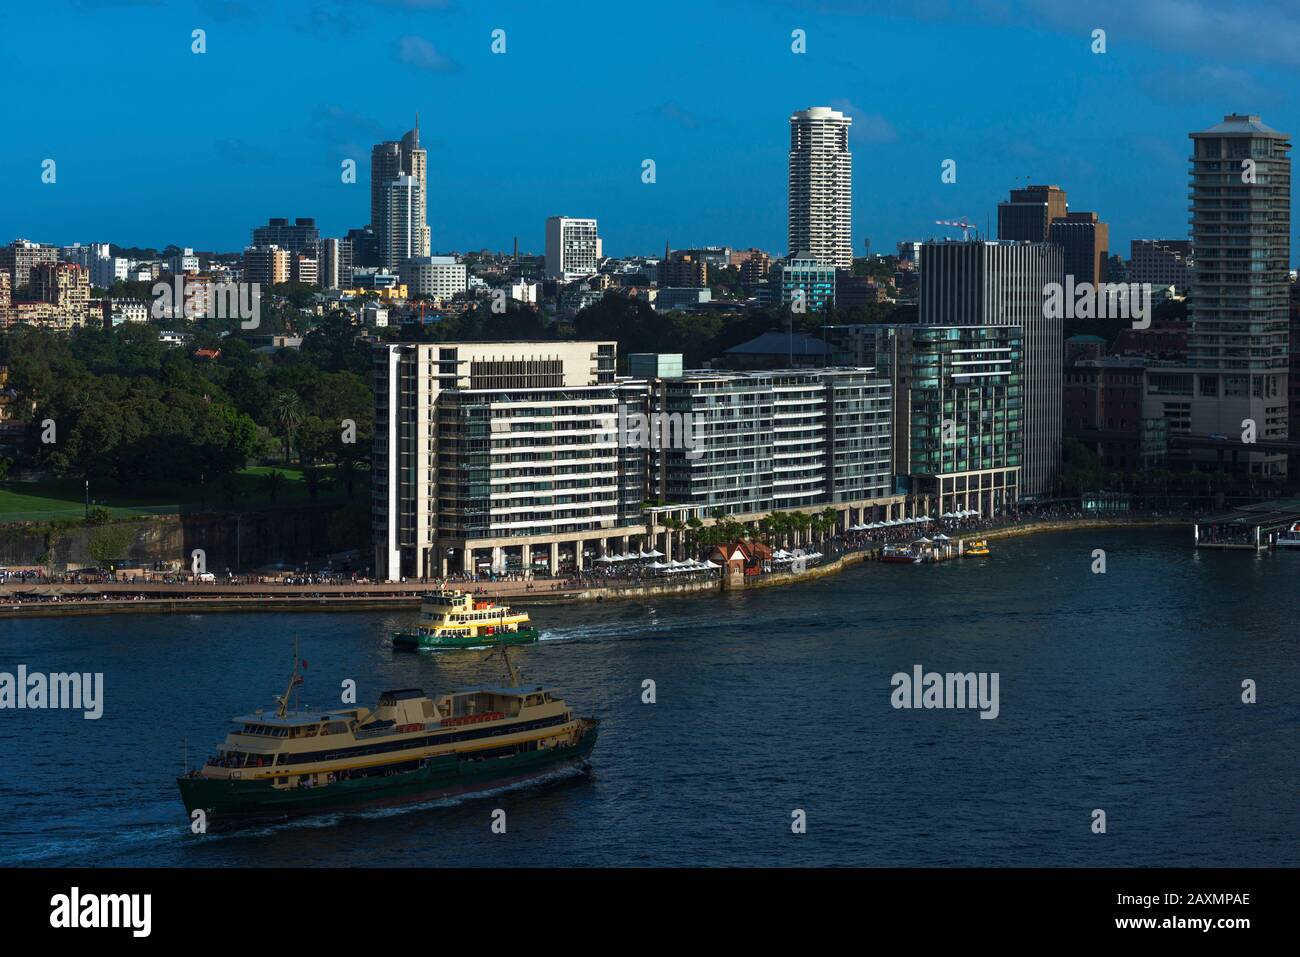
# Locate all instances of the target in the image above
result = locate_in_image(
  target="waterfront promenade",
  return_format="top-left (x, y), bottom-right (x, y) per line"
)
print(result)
top-left (0, 511), bottom-right (1198, 619)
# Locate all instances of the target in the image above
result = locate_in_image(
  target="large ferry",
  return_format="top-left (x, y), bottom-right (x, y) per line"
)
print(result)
top-left (392, 590), bottom-right (539, 650)
top-left (177, 649), bottom-right (597, 828)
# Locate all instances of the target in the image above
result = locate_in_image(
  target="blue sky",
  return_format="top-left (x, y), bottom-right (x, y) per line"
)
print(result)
top-left (2, 0), bottom-right (1298, 260)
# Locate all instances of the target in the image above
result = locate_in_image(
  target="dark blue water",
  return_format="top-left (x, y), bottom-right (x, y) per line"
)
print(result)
top-left (1, 528), bottom-right (1295, 867)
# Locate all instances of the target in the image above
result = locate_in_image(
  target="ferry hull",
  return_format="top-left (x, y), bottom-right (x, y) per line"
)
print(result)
top-left (391, 626), bottom-right (540, 650)
top-left (178, 719), bottom-right (597, 828)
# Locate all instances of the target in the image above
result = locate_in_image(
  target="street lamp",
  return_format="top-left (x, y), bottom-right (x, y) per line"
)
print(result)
top-left (84, 478), bottom-right (89, 519)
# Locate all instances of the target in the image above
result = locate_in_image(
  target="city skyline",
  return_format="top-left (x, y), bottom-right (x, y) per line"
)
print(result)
top-left (5, 1), bottom-right (1300, 259)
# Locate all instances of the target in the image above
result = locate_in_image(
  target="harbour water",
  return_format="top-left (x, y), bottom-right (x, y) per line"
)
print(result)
top-left (2, 528), bottom-right (1295, 867)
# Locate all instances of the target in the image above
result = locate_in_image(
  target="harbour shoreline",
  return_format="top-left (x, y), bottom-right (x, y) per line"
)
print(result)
top-left (0, 516), bottom-right (1193, 619)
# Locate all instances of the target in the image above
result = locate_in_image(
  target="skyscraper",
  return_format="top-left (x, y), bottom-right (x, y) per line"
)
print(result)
top-left (370, 120), bottom-right (430, 260)
top-left (1049, 212), bottom-right (1109, 286)
top-left (382, 175), bottom-right (424, 269)
top-left (1185, 113), bottom-right (1291, 474)
top-left (787, 106), bottom-right (853, 269)
top-left (919, 239), bottom-right (1065, 498)
top-left (997, 185), bottom-right (1067, 243)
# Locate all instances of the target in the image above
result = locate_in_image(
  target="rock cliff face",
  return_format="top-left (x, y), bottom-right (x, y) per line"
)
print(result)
top-left (0, 503), bottom-right (369, 573)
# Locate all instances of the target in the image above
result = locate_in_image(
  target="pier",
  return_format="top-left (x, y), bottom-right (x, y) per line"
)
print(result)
top-left (1193, 499), bottom-right (1300, 550)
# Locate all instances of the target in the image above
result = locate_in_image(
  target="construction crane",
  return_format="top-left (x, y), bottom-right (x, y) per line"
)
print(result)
top-left (935, 218), bottom-right (978, 241)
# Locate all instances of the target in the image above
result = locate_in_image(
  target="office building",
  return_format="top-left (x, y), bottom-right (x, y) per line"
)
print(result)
top-left (251, 218), bottom-right (320, 256)
top-left (1064, 358), bottom-right (1167, 472)
top-left (869, 323), bottom-right (1022, 515)
top-left (919, 239), bottom-right (1064, 497)
top-left (545, 216), bottom-right (600, 281)
top-left (771, 253), bottom-right (836, 312)
top-left (1129, 239), bottom-right (1194, 292)
top-left (242, 245), bottom-right (289, 286)
top-left (997, 185), bottom-right (1068, 242)
top-left (402, 255), bottom-right (467, 300)
top-left (1050, 211), bottom-right (1108, 286)
top-left (788, 106), bottom-right (853, 269)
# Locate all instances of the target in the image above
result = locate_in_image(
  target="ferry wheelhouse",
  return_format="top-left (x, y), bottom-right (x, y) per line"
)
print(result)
top-left (1277, 522), bottom-right (1300, 548)
top-left (392, 590), bottom-right (539, 650)
top-left (177, 651), bottom-right (597, 827)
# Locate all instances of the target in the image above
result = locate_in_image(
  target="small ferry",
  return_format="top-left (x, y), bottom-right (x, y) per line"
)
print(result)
top-left (1277, 522), bottom-right (1300, 548)
top-left (392, 590), bottom-right (539, 650)
top-left (177, 648), bottom-right (597, 828)
top-left (881, 543), bottom-right (918, 564)
top-left (966, 539), bottom-right (991, 556)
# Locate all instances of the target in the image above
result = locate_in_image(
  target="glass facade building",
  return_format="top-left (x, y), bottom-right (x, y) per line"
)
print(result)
top-left (870, 324), bottom-right (1022, 515)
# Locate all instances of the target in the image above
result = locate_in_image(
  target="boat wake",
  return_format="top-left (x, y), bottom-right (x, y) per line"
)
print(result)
top-left (190, 763), bottom-right (593, 841)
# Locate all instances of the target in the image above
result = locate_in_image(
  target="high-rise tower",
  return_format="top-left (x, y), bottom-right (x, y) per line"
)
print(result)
top-left (787, 107), bottom-right (853, 269)
top-left (371, 118), bottom-right (430, 260)
top-left (1184, 113), bottom-right (1291, 474)
top-left (382, 175), bottom-right (424, 269)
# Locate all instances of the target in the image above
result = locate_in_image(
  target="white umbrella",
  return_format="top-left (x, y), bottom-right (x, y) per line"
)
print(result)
top-left (595, 555), bottom-right (614, 563)
top-left (644, 549), bottom-right (664, 558)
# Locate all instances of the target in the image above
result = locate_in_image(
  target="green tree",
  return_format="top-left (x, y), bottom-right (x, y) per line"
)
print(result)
top-left (270, 391), bottom-right (303, 464)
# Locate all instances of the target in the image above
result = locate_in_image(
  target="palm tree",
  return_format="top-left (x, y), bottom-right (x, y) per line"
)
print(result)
top-left (790, 511), bottom-right (812, 547)
top-left (685, 516), bottom-right (704, 558)
top-left (263, 469), bottom-right (285, 504)
top-left (764, 512), bottom-right (784, 546)
top-left (270, 391), bottom-right (303, 465)
top-left (819, 507), bottom-right (840, 542)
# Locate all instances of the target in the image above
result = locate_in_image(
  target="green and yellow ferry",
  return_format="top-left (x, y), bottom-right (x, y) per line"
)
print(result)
top-left (392, 590), bottom-right (540, 650)
top-left (177, 650), bottom-right (597, 828)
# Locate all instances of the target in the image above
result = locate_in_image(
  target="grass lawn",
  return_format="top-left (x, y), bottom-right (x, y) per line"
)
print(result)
top-left (0, 466), bottom-right (361, 522)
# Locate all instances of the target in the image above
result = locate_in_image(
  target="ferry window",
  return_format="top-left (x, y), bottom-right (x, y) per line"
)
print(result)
top-left (324, 722), bottom-right (348, 735)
